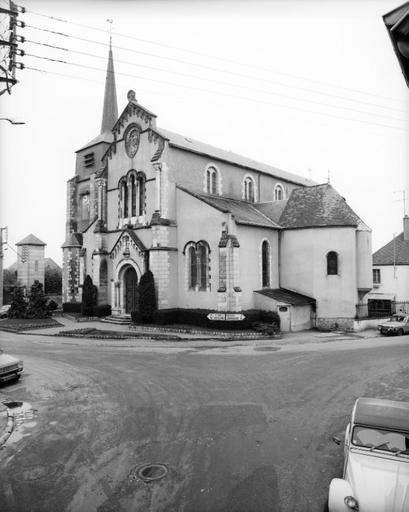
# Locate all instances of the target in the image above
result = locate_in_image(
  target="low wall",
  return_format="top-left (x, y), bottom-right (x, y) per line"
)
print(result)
top-left (353, 317), bottom-right (388, 332)
top-left (317, 317), bottom-right (354, 331)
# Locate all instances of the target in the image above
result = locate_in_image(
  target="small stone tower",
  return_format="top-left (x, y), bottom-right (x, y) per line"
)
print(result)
top-left (16, 234), bottom-right (46, 289)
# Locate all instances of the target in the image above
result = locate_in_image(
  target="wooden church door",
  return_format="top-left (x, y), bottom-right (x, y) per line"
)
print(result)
top-left (124, 267), bottom-right (138, 314)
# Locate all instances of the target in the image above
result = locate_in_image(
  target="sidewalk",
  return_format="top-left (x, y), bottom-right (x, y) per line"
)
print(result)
top-left (21, 315), bottom-right (380, 345)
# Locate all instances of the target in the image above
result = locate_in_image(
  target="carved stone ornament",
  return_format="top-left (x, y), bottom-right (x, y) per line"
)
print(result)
top-left (124, 124), bottom-right (141, 158)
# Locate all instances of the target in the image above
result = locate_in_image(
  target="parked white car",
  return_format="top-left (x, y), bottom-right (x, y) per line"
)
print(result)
top-left (329, 397), bottom-right (409, 512)
top-left (0, 349), bottom-right (23, 383)
top-left (0, 305), bottom-right (10, 319)
top-left (378, 314), bottom-right (409, 336)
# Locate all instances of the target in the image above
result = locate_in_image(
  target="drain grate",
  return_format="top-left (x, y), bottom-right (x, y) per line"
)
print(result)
top-left (137, 463), bottom-right (168, 482)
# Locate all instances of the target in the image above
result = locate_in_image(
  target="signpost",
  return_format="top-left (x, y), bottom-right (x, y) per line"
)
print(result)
top-left (207, 313), bottom-right (245, 321)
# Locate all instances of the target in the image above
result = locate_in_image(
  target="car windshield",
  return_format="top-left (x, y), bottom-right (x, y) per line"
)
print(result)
top-left (352, 426), bottom-right (409, 455)
top-left (389, 316), bottom-right (405, 322)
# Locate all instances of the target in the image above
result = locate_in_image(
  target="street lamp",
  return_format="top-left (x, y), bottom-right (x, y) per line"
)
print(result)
top-left (0, 117), bottom-right (25, 125)
top-left (383, 2), bottom-right (409, 87)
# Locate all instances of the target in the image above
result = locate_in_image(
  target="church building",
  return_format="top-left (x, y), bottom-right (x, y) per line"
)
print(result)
top-left (62, 44), bottom-right (373, 331)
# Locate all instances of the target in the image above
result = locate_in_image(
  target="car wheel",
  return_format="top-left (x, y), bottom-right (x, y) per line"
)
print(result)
top-left (399, 329), bottom-right (404, 336)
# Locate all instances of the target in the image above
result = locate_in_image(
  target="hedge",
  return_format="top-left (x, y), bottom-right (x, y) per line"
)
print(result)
top-left (63, 302), bottom-right (111, 317)
top-left (132, 308), bottom-right (280, 331)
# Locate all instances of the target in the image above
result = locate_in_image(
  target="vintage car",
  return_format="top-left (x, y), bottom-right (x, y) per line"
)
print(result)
top-left (329, 397), bottom-right (409, 512)
top-left (378, 314), bottom-right (409, 336)
top-left (0, 305), bottom-right (10, 319)
top-left (0, 349), bottom-right (23, 383)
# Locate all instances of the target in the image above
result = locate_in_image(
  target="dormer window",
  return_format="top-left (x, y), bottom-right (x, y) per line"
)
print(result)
top-left (84, 152), bottom-right (95, 168)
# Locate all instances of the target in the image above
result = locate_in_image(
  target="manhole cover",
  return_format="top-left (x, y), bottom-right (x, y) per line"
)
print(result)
top-left (137, 463), bottom-right (168, 482)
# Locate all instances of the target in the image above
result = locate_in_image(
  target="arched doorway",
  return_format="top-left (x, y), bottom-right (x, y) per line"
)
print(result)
top-left (124, 266), bottom-right (138, 313)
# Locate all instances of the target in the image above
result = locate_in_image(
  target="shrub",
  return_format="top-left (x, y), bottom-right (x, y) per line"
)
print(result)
top-left (260, 310), bottom-right (280, 329)
top-left (44, 268), bottom-right (62, 294)
top-left (26, 280), bottom-right (50, 318)
top-left (62, 302), bottom-right (82, 313)
top-left (138, 270), bottom-right (157, 323)
top-left (8, 287), bottom-right (27, 318)
top-left (93, 304), bottom-right (111, 317)
top-left (81, 275), bottom-right (97, 316)
top-left (46, 299), bottom-right (59, 311)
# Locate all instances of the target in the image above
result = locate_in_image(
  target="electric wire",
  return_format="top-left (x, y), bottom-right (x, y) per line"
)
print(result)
top-left (21, 4), bottom-right (405, 105)
top-left (23, 47), bottom-right (408, 123)
top-left (24, 65), bottom-right (409, 133)
top-left (21, 22), bottom-right (407, 115)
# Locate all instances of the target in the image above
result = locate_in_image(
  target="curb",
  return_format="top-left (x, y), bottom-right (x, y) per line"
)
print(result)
top-left (0, 410), bottom-right (14, 447)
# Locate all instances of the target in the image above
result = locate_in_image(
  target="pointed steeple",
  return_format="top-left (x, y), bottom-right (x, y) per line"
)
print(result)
top-left (101, 37), bottom-right (118, 134)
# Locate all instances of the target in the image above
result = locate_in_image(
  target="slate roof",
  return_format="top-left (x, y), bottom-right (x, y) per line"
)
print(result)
top-left (255, 288), bottom-right (315, 305)
top-left (254, 201), bottom-right (288, 225)
top-left (178, 187), bottom-right (281, 229)
top-left (16, 234), bottom-right (46, 246)
top-left (159, 128), bottom-right (314, 187)
top-left (77, 131), bottom-right (113, 152)
top-left (373, 232), bottom-right (409, 265)
top-left (61, 233), bottom-right (83, 248)
top-left (278, 183), bottom-right (366, 229)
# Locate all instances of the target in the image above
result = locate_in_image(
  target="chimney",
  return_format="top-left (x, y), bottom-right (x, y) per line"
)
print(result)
top-left (404, 215), bottom-right (409, 241)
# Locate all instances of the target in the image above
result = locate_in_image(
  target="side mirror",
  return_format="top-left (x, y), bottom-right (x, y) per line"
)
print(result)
top-left (332, 436), bottom-right (341, 445)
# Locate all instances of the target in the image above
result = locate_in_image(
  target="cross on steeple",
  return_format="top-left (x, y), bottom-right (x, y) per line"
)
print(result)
top-left (393, 189), bottom-right (409, 216)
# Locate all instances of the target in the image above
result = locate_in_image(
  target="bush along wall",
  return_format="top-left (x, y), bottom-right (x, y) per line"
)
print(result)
top-left (138, 270), bottom-right (157, 323)
top-left (81, 275), bottom-right (97, 316)
top-left (132, 308), bottom-right (281, 331)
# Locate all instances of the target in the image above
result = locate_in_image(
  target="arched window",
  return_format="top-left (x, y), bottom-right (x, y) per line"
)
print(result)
top-left (198, 242), bottom-right (209, 290)
top-left (262, 240), bottom-right (270, 287)
top-left (327, 251), bottom-right (338, 275)
top-left (274, 184), bottom-right (284, 201)
top-left (244, 176), bottom-right (255, 202)
top-left (130, 175), bottom-right (136, 217)
top-left (186, 241), bottom-right (210, 291)
top-left (189, 246), bottom-right (197, 289)
top-left (137, 174), bottom-right (146, 216)
top-left (81, 194), bottom-right (90, 220)
top-left (122, 181), bottom-right (128, 218)
top-left (205, 166), bottom-right (218, 194)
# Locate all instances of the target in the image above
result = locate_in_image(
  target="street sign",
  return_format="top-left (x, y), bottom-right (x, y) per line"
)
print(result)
top-left (226, 313), bottom-right (245, 321)
top-left (207, 313), bottom-right (226, 320)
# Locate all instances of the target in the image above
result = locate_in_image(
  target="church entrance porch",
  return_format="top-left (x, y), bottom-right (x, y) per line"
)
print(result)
top-left (111, 261), bottom-right (141, 317)
top-left (124, 266), bottom-right (138, 314)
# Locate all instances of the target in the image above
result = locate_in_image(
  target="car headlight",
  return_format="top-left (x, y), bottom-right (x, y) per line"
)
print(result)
top-left (344, 496), bottom-right (359, 510)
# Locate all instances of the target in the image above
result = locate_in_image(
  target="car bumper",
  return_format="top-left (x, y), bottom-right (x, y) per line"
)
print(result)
top-left (0, 368), bottom-right (23, 383)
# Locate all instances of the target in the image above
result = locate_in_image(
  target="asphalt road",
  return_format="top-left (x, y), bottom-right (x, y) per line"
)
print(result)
top-left (0, 331), bottom-right (408, 512)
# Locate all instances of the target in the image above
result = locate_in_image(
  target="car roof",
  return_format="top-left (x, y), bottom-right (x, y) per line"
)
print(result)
top-left (352, 397), bottom-right (409, 431)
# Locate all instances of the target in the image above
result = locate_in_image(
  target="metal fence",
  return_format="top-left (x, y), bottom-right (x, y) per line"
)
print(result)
top-left (356, 301), bottom-right (409, 319)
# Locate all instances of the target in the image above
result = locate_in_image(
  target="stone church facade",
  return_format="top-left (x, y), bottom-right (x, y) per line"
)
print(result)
top-left (62, 44), bottom-right (373, 331)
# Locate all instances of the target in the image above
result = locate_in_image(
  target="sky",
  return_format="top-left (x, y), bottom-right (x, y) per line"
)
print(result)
top-left (0, 0), bottom-right (408, 268)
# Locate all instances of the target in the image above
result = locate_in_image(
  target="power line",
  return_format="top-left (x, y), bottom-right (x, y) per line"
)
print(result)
top-left (24, 65), bottom-right (409, 133)
top-left (21, 4), bottom-right (405, 105)
top-left (21, 22), bottom-right (408, 116)
top-left (23, 44), bottom-right (408, 123)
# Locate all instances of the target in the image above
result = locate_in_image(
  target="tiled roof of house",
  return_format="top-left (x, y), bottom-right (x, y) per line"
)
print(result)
top-left (16, 234), bottom-right (46, 246)
top-left (178, 187), bottom-right (281, 229)
top-left (255, 287), bottom-right (315, 305)
top-left (278, 183), bottom-right (366, 229)
top-left (160, 128), bottom-right (314, 187)
top-left (373, 233), bottom-right (409, 265)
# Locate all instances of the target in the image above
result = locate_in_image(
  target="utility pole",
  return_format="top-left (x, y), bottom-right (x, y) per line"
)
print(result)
top-left (0, 0), bottom-right (25, 96)
top-left (0, 227), bottom-right (7, 306)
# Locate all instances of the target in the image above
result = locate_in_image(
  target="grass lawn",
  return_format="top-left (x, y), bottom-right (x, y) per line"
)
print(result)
top-left (0, 318), bottom-right (63, 332)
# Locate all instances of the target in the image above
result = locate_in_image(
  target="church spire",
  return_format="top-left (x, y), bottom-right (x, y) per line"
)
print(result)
top-left (100, 35), bottom-right (118, 134)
